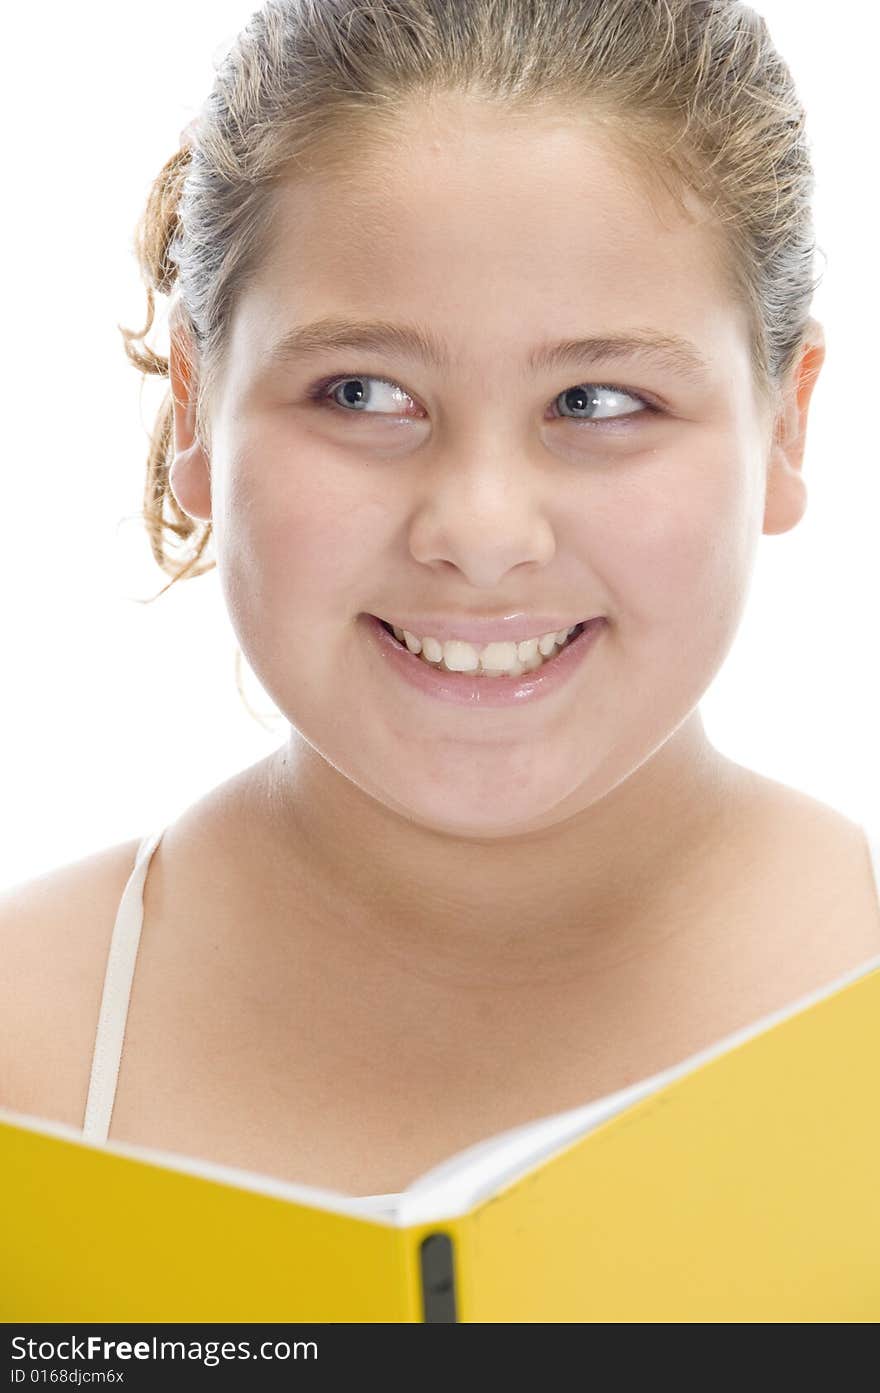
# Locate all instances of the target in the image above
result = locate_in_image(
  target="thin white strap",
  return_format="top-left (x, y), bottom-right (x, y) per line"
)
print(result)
top-left (865, 823), bottom-right (880, 947)
top-left (82, 829), bottom-right (165, 1143)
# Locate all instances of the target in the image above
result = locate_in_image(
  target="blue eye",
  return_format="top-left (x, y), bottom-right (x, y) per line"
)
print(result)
top-left (310, 375), bottom-right (418, 415)
top-left (553, 383), bottom-right (648, 423)
top-left (307, 373), bottom-right (654, 426)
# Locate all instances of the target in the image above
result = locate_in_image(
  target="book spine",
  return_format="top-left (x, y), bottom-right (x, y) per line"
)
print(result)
top-left (419, 1232), bottom-right (458, 1323)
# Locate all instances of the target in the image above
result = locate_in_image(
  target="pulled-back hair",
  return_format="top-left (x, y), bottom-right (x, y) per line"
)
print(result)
top-left (119, 0), bottom-right (820, 595)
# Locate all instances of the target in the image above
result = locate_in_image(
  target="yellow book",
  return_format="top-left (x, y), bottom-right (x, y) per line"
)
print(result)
top-left (2, 953), bottom-right (879, 1323)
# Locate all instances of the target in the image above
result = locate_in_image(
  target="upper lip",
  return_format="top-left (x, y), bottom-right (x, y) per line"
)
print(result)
top-left (369, 612), bottom-right (600, 644)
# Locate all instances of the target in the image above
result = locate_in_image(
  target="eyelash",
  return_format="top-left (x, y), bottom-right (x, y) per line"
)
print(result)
top-left (305, 373), bottom-right (658, 429)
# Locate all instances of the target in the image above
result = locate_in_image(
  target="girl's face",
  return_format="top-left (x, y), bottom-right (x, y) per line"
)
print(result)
top-left (174, 98), bottom-right (814, 838)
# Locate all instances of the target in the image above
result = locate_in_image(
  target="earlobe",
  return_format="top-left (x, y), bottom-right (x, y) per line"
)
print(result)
top-left (762, 320), bottom-right (826, 537)
top-left (169, 445), bottom-right (212, 522)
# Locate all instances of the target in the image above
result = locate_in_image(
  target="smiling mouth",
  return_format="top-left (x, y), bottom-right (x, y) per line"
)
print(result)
top-left (377, 617), bottom-right (588, 677)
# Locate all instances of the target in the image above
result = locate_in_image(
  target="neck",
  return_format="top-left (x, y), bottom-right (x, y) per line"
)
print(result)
top-left (249, 712), bottom-right (750, 989)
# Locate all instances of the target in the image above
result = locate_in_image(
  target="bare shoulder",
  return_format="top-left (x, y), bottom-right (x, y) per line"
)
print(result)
top-left (0, 837), bottom-right (143, 1126)
top-left (739, 767), bottom-right (880, 966)
top-left (746, 767), bottom-right (873, 854)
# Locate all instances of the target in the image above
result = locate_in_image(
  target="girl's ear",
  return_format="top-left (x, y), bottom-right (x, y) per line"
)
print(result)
top-left (762, 318), bottom-right (826, 537)
top-left (167, 298), bottom-right (212, 522)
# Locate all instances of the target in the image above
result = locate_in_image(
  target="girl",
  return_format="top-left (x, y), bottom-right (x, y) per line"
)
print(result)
top-left (2, 0), bottom-right (878, 1216)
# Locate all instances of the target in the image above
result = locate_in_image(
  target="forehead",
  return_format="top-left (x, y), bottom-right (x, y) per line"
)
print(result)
top-left (234, 98), bottom-right (748, 378)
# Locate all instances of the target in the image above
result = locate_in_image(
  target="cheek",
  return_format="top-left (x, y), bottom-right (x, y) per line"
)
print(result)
top-left (215, 451), bottom-right (392, 631)
top-left (587, 439), bottom-right (763, 634)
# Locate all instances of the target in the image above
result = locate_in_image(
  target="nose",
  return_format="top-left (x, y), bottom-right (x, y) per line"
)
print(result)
top-left (407, 439), bottom-right (557, 588)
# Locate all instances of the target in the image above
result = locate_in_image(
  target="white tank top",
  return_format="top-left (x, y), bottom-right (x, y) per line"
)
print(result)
top-left (82, 821), bottom-right (880, 1218)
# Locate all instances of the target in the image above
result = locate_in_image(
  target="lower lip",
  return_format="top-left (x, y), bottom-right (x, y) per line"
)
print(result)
top-left (359, 613), bottom-right (606, 707)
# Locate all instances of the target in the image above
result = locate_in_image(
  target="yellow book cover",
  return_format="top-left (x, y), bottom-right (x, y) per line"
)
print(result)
top-left (2, 952), bottom-right (879, 1323)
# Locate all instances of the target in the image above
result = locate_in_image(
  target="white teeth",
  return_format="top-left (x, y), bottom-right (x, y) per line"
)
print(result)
top-left (442, 640), bottom-right (480, 672)
top-left (480, 640), bottom-right (520, 672)
top-left (382, 618), bottom-right (584, 677)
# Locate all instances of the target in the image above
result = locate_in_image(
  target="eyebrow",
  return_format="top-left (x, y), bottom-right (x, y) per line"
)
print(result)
top-left (263, 315), bottom-right (713, 383)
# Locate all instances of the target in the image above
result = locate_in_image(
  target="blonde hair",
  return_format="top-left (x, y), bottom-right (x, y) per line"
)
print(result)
top-left (119, 0), bottom-right (821, 595)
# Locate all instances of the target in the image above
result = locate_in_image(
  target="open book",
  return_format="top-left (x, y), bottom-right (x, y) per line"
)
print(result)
top-left (2, 951), bottom-right (879, 1322)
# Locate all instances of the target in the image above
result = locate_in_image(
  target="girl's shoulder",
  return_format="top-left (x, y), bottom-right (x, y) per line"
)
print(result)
top-left (0, 837), bottom-right (143, 1125)
top-left (733, 776), bottom-right (880, 983)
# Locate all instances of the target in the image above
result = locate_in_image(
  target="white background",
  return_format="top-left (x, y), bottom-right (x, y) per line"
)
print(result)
top-left (1, 1), bottom-right (877, 885)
